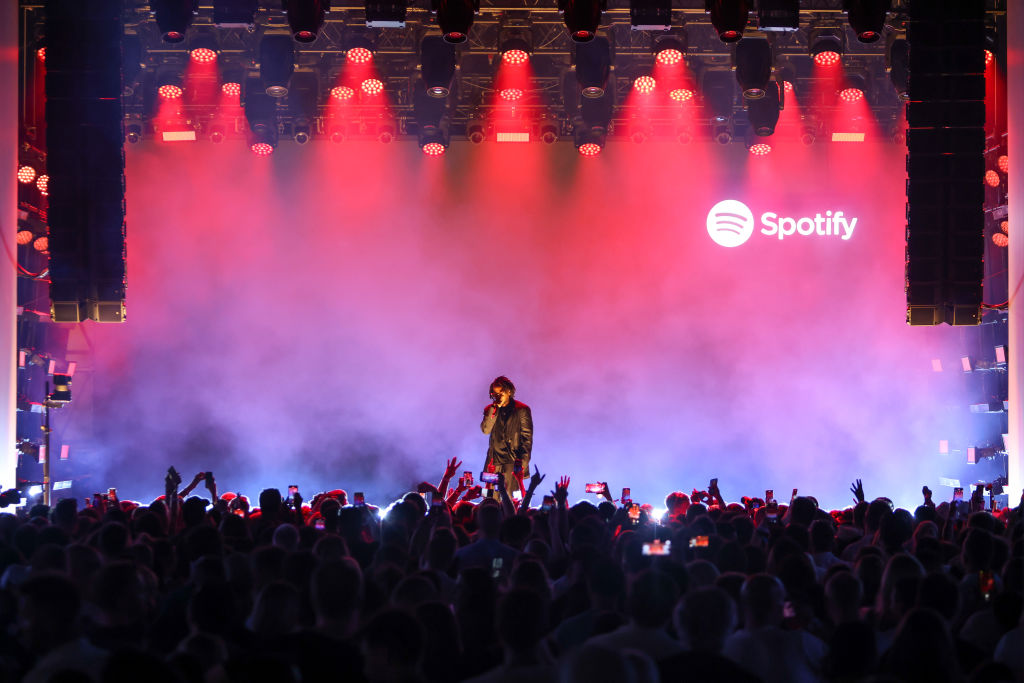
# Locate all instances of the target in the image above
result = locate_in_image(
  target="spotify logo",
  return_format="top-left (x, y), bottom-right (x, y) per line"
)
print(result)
top-left (706, 199), bottom-right (755, 248)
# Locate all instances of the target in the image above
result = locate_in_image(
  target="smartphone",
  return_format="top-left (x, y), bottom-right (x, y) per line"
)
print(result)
top-left (689, 535), bottom-right (709, 548)
top-left (791, 488), bottom-right (798, 499)
top-left (710, 478), bottom-right (718, 488)
top-left (463, 471), bottom-right (473, 486)
top-left (354, 491), bottom-right (365, 505)
top-left (491, 557), bottom-right (503, 578)
top-left (621, 487), bottom-right (631, 505)
top-left (314, 518), bottom-right (325, 529)
top-left (541, 495), bottom-right (555, 511)
top-left (642, 540), bottom-right (671, 556)
top-left (204, 471), bottom-right (214, 485)
top-left (954, 487), bottom-right (964, 501)
top-left (480, 472), bottom-right (499, 484)
top-left (108, 488), bottom-right (116, 498)
top-left (288, 485), bottom-right (298, 496)
top-left (766, 489), bottom-right (774, 503)
top-left (628, 504), bottom-right (640, 522)
top-left (585, 483), bottom-right (604, 494)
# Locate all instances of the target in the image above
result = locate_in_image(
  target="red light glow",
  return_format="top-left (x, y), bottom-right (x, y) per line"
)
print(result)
top-left (331, 86), bottom-right (355, 101)
top-left (783, 80), bottom-right (794, 93)
top-left (36, 175), bottom-right (48, 195)
top-left (191, 48), bottom-right (217, 63)
top-left (361, 79), bottom-right (384, 96)
top-left (422, 142), bottom-right (446, 157)
top-left (1001, 220), bottom-right (1009, 234)
top-left (502, 49), bottom-right (529, 65)
top-left (749, 142), bottom-right (772, 156)
top-left (656, 48), bottom-right (683, 66)
top-left (159, 84), bottom-right (183, 100)
top-left (16, 231), bottom-right (34, 246)
top-left (985, 170), bottom-right (1001, 187)
top-left (992, 232), bottom-right (1008, 247)
top-left (17, 166), bottom-right (36, 184)
top-left (838, 88), bottom-right (864, 102)
top-left (251, 142), bottom-right (274, 157)
top-left (37, 47), bottom-right (45, 62)
top-left (985, 49), bottom-right (994, 67)
top-left (633, 75), bottom-right (657, 94)
top-left (33, 237), bottom-right (48, 252)
top-left (814, 51), bottom-right (841, 67)
top-left (669, 88), bottom-right (695, 102)
top-left (998, 155), bottom-right (1008, 174)
top-left (578, 142), bottom-right (602, 156)
top-left (221, 82), bottom-right (241, 97)
top-left (499, 88), bottom-right (524, 102)
top-left (347, 47), bottom-right (373, 64)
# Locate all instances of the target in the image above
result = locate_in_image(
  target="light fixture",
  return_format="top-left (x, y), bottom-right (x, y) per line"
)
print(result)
top-left (151, 0), bottom-right (197, 43)
top-left (244, 77), bottom-right (279, 153)
top-left (125, 122), bottom-right (143, 143)
top-left (810, 28), bottom-right (844, 66)
top-left (259, 33), bottom-right (295, 97)
top-left (212, 0), bottom-right (258, 27)
top-left (747, 81), bottom-right (781, 135)
top-left (538, 117), bottom-right (559, 144)
top-left (347, 35), bottom-right (375, 63)
top-left (702, 69), bottom-right (736, 123)
top-left (286, 0), bottom-right (327, 42)
top-left (500, 36), bottom-right (531, 65)
top-left (433, 0), bottom-right (477, 44)
top-left (189, 31), bottom-right (219, 63)
top-left (414, 82), bottom-right (451, 153)
top-left (288, 71), bottom-right (319, 143)
top-left (156, 66), bottom-right (185, 99)
top-left (748, 141), bottom-right (772, 155)
top-left (633, 75), bottom-right (656, 94)
top-left (629, 0), bottom-right (671, 31)
top-left (654, 36), bottom-right (685, 66)
top-left (466, 116), bottom-right (486, 143)
top-left (840, 71), bottom-right (867, 101)
top-left (888, 37), bottom-right (908, 100)
top-left (708, 0), bottom-right (748, 43)
top-left (17, 166), bottom-right (36, 184)
top-left (757, 0), bottom-right (798, 32)
top-left (421, 35), bottom-right (457, 98)
top-left (575, 36), bottom-right (611, 98)
top-left (574, 91), bottom-right (611, 155)
top-left (48, 374), bottom-right (72, 404)
top-left (561, 0), bottom-right (603, 42)
top-left (735, 37), bottom-right (771, 99)
top-left (366, 0), bottom-right (408, 27)
top-left (845, 0), bottom-right (890, 43)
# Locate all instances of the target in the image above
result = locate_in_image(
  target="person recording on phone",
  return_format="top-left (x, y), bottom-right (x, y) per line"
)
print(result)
top-left (480, 376), bottom-right (533, 495)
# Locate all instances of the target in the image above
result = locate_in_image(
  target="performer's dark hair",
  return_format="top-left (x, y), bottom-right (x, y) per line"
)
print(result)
top-left (491, 376), bottom-right (516, 397)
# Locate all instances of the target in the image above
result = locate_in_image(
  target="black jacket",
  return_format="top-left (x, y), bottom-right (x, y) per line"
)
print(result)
top-left (481, 400), bottom-right (533, 467)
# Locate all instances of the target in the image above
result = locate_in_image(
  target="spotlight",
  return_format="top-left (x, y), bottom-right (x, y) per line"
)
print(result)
top-left (993, 233), bottom-right (1008, 247)
top-left (702, 69), bottom-right (736, 123)
top-left (757, 0), bottom-right (798, 32)
top-left (47, 374), bottom-right (72, 403)
top-left (361, 78), bottom-right (385, 96)
top-left (810, 29), bottom-right (844, 66)
top-left (998, 155), bottom-right (1008, 174)
top-left (669, 88), bottom-right (694, 102)
top-left (839, 72), bottom-right (867, 101)
top-left (433, 0), bottom-right (477, 44)
top-left (539, 117), bottom-right (559, 144)
top-left (501, 37), bottom-right (531, 65)
top-left (421, 35), bottom-right (457, 99)
top-left (466, 117), bottom-right (486, 143)
top-left (293, 122), bottom-right (312, 144)
top-left (251, 142), bottom-right (274, 156)
top-left (629, 0), bottom-right (671, 31)
top-left (735, 37), bottom-right (771, 99)
top-left (499, 88), bottom-right (524, 102)
top-left (984, 49), bottom-right (994, 68)
top-left (654, 36), bottom-right (685, 66)
top-left (286, 0), bottom-right (327, 42)
top-left (574, 93), bottom-right (610, 154)
top-left (17, 166), bottom-right (36, 184)
top-left (33, 236), bottom-right (49, 252)
top-left (17, 230), bottom-right (34, 245)
top-left (578, 141), bottom-right (602, 156)
top-left (888, 37), bottom-right (908, 100)
top-left (845, 0), bottom-right (890, 44)
top-left (985, 170), bottom-right (1000, 187)
top-left (748, 141), bottom-right (772, 155)
top-left (708, 0), bottom-right (748, 43)
top-left (156, 67), bottom-right (185, 100)
top-left (561, 0), bottom-right (603, 42)
top-left (36, 175), bottom-right (48, 196)
top-left (575, 36), bottom-right (611, 98)
top-left (189, 32), bottom-right (219, 63)
top-left (212, 0), bottom-right (258, 27)
top-left (288, 71), bottom-right (319, 142)
top-left (221, 81), bottom-right (241, 97)
top-left (347, 41), bottom-right (374, 64)
top-left (747, 81), bottom-right (781, 135)
top-left (151, 0), bottom-right (197, 43)
top-left (633, 75), bottom-right (656, 94)
top-left (366, 0), bottom-right (408, 27)
top-left (422, 142), bottom-right (446, 156)
top-left (125, 122), bottom-right (143, 144)
top-left (245, 78), bottom-right (279, 153)
top-left (259, 33), bottom-right (295, 97)
top-left (377, 119), bottom-right (396, 143)
top-left (414, 82), bottom-right (450, 152)
top-left (208, 123), bottom-right (226, 143)
top-left (331, 85), bottom-right (355, 101)
top-left (713, 123), bottom-right (733, 144)
top-left (839, 87), bottom-right (863, 102)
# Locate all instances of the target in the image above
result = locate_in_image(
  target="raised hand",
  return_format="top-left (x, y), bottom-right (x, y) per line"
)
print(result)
top-left (417, 481), bottom-right (440, 496)
top-left (922, 485), bottom-right (932, 499)
top-left (463, 485), bottom-right (483, 501)
top-left (850, 479), bottom-right (865, 504)
top-left (443, 457), bottom-right (463, 480)
top-left (528, 465), bottom-right (546, 492)
top-left (552, 476), bottom-right (570, 506)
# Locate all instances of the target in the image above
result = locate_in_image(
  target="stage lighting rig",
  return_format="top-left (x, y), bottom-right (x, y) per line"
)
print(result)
top-left (433, 0), bottom-right (478, 44)
top-left (499, 36), bottom-right (531, 66)
top-left (707, 0), bottom-right (748, 43)
top-left (747, 80), bottom-right (781, 135)
top-left (260, 33), bottom-right (295, 97)
top-left (421, 35), bottom-right (457, 99)
top-left (574, 36), bottom-right (611, 98)
top-left (844, 0), bottom-right (890, 44)
top-left (735, 37), bottom-right (771, 100)
top-left (561, 0), bottom-right (605, 43)
top-left (188, 30), bottom-right (219, 63)
top-left (654, 36), bottom-right (685, 66)
top-left (212, 0), bottom-right (258, 27)
top-left (286, 0), bottom-right (328, 43)
top-left (414, 82), bottom-right (451, 153)
top-left (757, 0), bottom-right (798, 32)
top-left (574, 92), bottom-right (612, 155)
top-left (366, 0), bottom-right (408, 27)
top-left (629, 0), bottom-right (672, 32)
top-left (245, 79), bottom-right (280, 152)
top-left (151, 0), bottom-right (197, 43)
top-left (809, 28), bottom-right (844, 66)
top-left (288, 71), bottom-right (319, 143)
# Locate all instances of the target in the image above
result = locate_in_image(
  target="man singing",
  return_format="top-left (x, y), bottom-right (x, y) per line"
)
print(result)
top-left (481, 376), bottom-right (533, 495)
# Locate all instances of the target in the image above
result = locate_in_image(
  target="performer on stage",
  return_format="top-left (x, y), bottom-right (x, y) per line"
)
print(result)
top-left (481, 376), bottom-right (533, 495)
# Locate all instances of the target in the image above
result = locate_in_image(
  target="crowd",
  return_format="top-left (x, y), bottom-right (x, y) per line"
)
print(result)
top-left (0, 458), bottom-right (1021, 683)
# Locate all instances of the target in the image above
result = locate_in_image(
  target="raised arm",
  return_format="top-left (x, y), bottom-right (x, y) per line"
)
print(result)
top-left (481, 404), bottom-right (497, 434)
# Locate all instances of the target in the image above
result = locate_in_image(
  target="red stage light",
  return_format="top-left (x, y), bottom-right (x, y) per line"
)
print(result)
top-left (998, 155), bottom-right (1008, 174)
top-left (158, 84), bottom-right (183, 99)
top-left (578, 142), bottom-right (602, 156)
top-left (191, 47), bottom-right (217, 63)
top-left (33, 236), bottom-right (48, 252)
top-left (814, 51), bottom-right (841, 67)
top-left (992, 232), bottom-right (1008, 247)
top-left (502, 49), bottom-right (529, 65)
top-left (17, 166), bottom-right (36, 184)
top-left (347, 47), bottom-right (373, 64)
top-left (1001, 220), bottom-right (1009, 234)
top-left (331, 86), bottom-right (355, 101)
top-left (655, 48), bottom-right (683, 66)
top-left (838, 88), bottom-right (864, 102)
top-left (499, 88), bottom-right (524, 102)
top-left (985, 170), bottom-right (1001, 187)
top-left (422, 142), bottom-right (446, 156)
top-left (783, 80), bottom-right (794, 94)
top-left (985, 49), bottom-right (994, 67)
top-left (361, 79), bottom-right (384, 95)
top-left (36, 175), bottom-right (48, 195)
top-left (749, 142), bottom-right (772, 156)
top-left (37, 47), bottom-right (45, 62)
top-left (16, 231), bottom-right (34, 246)
top-left (669, 88), bottom-right (694, 102)
top-left (251, 142), bottom-right (274, 156)
top-left (633, 75), bottom-right (656, 94)
top-left (221, 82), bottom-right (241, 97)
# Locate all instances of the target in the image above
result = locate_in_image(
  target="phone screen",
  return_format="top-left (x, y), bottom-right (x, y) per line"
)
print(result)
top-left (288, 485), bottom-right (298, 496)
top-left (954, 487), bottom-right (964, 501)
top-left (585, 483), bottom-right (604, 493)
top-left (689, 535), bottom-right (709, 548)
top-left (541, 495), bottom-right (555, 510)
top-left (766, 489), bottom-right (774, 502)
top-left (480, 472), bottom-right (499, 484)
top-left (314, 518), bottom-right (325, 529)
top-left (354, 492), bottom-right (365, 505)
top-left (463, 471), bottom-right (473, 486)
